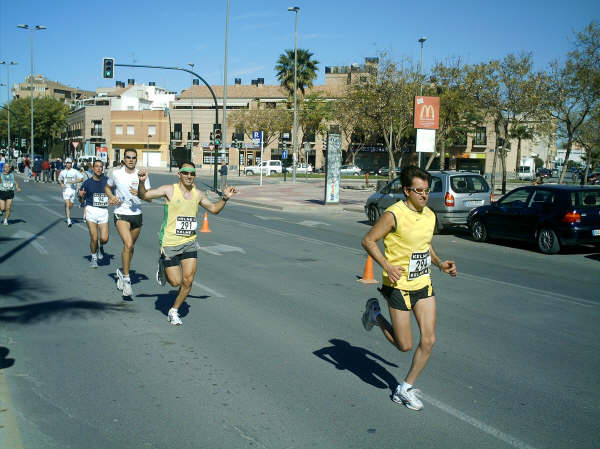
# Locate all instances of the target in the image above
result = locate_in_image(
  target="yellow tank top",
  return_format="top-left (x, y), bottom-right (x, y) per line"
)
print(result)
top-left (382, 201), bottom-right (436, 290)
top-left (159, 184), bottom-right (201, 247)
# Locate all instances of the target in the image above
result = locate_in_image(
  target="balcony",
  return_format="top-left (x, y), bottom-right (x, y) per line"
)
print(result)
top-left (171, 131), bottom-right (182, 141)
top-left (90, 128), bottom-right (103, 136)
top-left (187, 132), bottom-right (199, 141)
top-left (472, 137), bottom-right (487, 148)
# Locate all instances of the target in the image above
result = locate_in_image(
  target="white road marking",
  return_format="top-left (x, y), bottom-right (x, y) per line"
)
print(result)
top-left (38, 204), bottom-right (88, 232)
top-left (11, 230), bottom-right (48, 255)
top-left (297, 220), bottom-right (330, 227)
top-left (255, 215), bottom-right (286, 221)
top-left (25, 195), bottom-right (44, 202)
top-left (197, 244), bottom-right (246, 256)
top-left (421, 392), bottom-right (537, 449)
top-left (192, 281), bottom-right (225, 298)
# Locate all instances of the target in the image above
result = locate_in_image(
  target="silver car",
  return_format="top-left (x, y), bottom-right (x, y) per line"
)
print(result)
top-left (364, 170), bottom-right (492, 232)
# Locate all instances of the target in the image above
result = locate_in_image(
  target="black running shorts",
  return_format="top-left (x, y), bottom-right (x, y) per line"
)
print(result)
top-left (0, 190), bottom-right (15, 201)
top-left (379, 283), bottom-right (435, 311)
top-left (114, 213), bottom-right (143, 230)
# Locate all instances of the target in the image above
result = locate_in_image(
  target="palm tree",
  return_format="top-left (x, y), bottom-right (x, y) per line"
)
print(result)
top-left (275, 49), bottom-right (319, 97)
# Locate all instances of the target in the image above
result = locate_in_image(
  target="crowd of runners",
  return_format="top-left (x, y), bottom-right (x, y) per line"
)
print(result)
top-left (3, 155), bottom-right (455, 412)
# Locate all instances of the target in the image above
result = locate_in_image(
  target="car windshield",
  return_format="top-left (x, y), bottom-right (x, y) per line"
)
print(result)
top-left (450, 175), bottom-right (489, 193)
top-left (571, 189), bottom-right (600, 208)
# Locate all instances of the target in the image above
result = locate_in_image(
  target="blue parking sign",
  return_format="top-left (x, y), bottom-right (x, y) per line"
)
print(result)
top-left (282, 150), bottom-right (288, 159)
top-left (252, 131), bottom-right (262, 145)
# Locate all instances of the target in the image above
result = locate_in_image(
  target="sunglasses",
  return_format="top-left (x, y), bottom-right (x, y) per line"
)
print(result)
top-left (407, 187), bottom-right (431, 194)
top-left (124, 156), bottom-right (137, 160)
top-left (180, 171), bottom-right (196, 177)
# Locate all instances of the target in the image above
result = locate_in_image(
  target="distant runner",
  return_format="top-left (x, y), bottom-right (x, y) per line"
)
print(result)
top-left (104, 149), bottom-right (150, 298)
top-left (0, 164), bottom-right (21, 225)
top-left (137, 161), bottom-right (237, 325)
top-left (79, 160), bottom-right (115, 268)
top-left (58, 158), bottom-right (84, 227)
top-left (361, 165), bottom-right (457, 411)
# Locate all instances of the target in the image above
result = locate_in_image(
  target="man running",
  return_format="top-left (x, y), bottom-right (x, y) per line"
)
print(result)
top-left (79, 160), bottom-right (115, 268)
top-left (58, 158), bottom-right (84, 227)
top-left (0, 164), bottom-right (21, 225)
top-left (137, 161), bottom-right (237, 325)
top-left (360, 165), bottom-right (457, 411)
top-left (104, 149), bottom-right (150, 298)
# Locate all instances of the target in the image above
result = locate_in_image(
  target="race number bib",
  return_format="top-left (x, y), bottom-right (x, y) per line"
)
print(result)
top-left (407, 250), bottom-right (431, 281)
top-left (2, 181), bottom-right (13, 189)
top-left (175, 216), bottom-right (197, 236)
top-left (93, 193), bottom-right (109, 207)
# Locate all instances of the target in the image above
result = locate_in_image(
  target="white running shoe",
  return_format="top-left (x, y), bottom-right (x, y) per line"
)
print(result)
top-left (89, 257), bottom-right (98, 268)
top-left (156, 255), bottom-right (167, 286)
top-left (392, 386), bottom-right (423, 411)
top-left (362, 298), bottom-right (380, 331)
top-left (67, 218), bottom-right (72, 227)
top-left (168, 308), bottom-right (182, 325)
top-left (96, 250), bottom-right (102, 261)
top-left (2, 218), bottom-right (7, 226)
top-left (122, 279), bottom-right (132, 297)
top-left (116, 268), bottom-right (124, 291)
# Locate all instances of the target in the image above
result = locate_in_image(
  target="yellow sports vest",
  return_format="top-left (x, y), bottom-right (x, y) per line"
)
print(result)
top-left (159, 184), bottom-right (201, 247)
top-left (382, 201), bottom-right (436, 290)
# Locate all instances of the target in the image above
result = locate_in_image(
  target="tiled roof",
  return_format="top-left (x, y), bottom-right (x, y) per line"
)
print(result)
top-left (177, 83), bottom-right (346, 100)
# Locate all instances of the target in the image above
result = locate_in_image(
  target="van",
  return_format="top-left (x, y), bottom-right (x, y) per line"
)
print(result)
top-left (77, 155), bottom-right (97, 167)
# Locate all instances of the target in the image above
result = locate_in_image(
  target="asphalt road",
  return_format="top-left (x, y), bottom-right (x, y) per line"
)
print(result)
top-left (1, 174), bottom-right (599, 449)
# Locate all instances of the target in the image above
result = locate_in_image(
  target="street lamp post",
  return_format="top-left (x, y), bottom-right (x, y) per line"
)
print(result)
top-left (1, 61), bottom-right (18, 156)
top-left (288, 6), bottom-right (299, 184)
top-left (418, 37), bottom-right (426, 95)
top-left (187, 62), bottom-right (195, 162)
top-left (418, 37), bottom-right (426, 168)
top-left (17, 24), bottom-right (46, 161)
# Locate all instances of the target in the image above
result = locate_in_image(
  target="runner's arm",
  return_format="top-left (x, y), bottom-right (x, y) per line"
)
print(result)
top-left (14, 177), bottom-right (21, 192)
top-left (430, 245), bottom-right (457, 277)
top-left (199, 185), bottom-right (238, 214)
top-left (361, 211), bottom-right (404, 283)
top-left (138, 183), bottom-right (171, 201)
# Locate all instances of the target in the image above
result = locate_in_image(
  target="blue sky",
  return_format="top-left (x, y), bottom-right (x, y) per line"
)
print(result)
top-left (0, 0), bottom-right (598, 98)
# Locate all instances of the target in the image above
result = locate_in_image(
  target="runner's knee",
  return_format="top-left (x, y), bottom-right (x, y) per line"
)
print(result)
top-left (420, 334), bottom-right (436, 351)
top-left (396, 342), bottom-right (412, 352)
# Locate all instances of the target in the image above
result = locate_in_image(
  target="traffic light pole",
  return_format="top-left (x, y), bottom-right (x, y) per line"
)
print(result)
top-left (113, 63), bottom-right (220, 191)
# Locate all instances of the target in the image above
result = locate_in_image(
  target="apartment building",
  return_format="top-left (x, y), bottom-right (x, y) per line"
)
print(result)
top-left (12, 74), bottom-right (95, 104)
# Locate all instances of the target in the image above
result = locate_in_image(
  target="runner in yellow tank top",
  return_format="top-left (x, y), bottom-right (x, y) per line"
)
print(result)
top-left (361, 166), bottom-right (457, 411)
top-left (138, 161), bottom-right (238, 325)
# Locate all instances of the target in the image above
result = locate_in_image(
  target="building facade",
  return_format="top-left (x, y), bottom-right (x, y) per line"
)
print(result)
top-left (12, 74), bottom-right (95, 104)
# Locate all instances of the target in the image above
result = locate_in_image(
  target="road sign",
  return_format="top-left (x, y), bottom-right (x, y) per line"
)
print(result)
top-left (252, 131), bottom-right (262, 146)
top-left (282, 150), bottom-right (288, 159)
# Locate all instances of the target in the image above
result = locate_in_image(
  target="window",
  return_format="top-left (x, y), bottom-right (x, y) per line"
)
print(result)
top-left (472, 127), bottom-right (487, 146)
top-left (265, 102), bottom-right (276, 109)
top-left (528, 190), bottom-right (556, 208)
top-left (148, 125), bottom-right (156, 136)
top-left (127, 126), bottom-right (135, 136)
top-left (430, 177), bottom-right (442, 193)
top-left (450, 175), bottom-right (489, 193)
top-left (497, 188), bottom-right (531, 207)
top-left (115, 126), bottom-right (123, 135)
top-left (383, 179), bottom-right (403, 195)
top-left (571, 189), bottom-right (600, 208)
top-left (173, 123), bottom-right (182, 140)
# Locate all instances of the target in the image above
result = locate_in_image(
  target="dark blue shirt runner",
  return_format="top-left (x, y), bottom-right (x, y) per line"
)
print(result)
top-left (80, 176), bottom-right (109, 208)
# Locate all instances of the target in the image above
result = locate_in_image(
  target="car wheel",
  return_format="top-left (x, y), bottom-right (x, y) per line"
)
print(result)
top-left (367, 206), bottom-right (380, 225)
top-left (270, 170), bottom-right (276, 175)
top-left (245, 170), bottom-right (253, 176)
top-left (470, 219), bottom-right (488, 242)
top-left (537, 227), bottom-right (560, 254)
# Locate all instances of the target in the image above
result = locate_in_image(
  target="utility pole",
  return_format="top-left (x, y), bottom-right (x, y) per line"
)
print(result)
top-left (288, 6), bottom-right (299, 183)
top-left (222, 0), bottom-right (230, 167)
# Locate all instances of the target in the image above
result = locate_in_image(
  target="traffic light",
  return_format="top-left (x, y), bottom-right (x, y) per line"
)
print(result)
top-left (213, 124), bottom-right (222, 146)
top-left (103, 58), bottom-right (114, 79)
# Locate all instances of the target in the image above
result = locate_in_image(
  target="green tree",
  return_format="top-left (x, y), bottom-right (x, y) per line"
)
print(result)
top-left (541, 21), bottom-right (600, 183)
top-left (510, 125), bottom-right (534, 172)
top-left (275, 49), bottom-right (319, 97)
top-left (229, 103), bottom-right (292, 150)
top-left (574, 104), bottom-right (600, 183)
top-left (298, 94), bottom-right (331, 162)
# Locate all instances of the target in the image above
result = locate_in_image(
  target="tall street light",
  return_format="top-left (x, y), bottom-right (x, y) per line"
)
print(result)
top-left (188, 62), bottom-right (195, 161)
top-left (418, 37), bottom-right (426, 95)
top-left (1, 61), bottom-right (18, 155)
top-left (288, 6), bottom-right (299, 183)
top-left (17, 25), bottom-right (46, 161)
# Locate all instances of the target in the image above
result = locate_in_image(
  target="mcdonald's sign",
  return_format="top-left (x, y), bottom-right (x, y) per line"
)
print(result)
top-left (414, 96), bottom-right (440, 130)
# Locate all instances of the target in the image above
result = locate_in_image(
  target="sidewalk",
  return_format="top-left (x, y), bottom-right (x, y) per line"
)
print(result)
top-left (229, 178), bottom-right (374, 213)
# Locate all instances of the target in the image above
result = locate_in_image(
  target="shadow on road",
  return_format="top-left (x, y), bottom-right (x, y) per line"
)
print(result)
top-left (107, 270), bottom-right (148, 285)
top-left (0, 276), bottom-right (52, 301)
top-left (0, 346), bottom-right (15, 370)
top-left (313, 338), bottom-right (399, 393)
top-left (137, 291), bottom-right (209, 318)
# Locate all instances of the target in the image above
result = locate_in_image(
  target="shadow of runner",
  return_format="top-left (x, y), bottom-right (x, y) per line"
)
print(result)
top-left (0, 299), bottom-right (131, 324)
top-left (137, 291), bottom-right (209, 318)
top-left (313, 338), bottom-right (399, 393)
top-left (0, 346), bottom-right (15, 370)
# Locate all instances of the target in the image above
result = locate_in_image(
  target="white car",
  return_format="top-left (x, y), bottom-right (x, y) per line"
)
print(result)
top-left (295, 163), bottom-right (313, 174)
top-left (340, 165), bottom-right (362, 176)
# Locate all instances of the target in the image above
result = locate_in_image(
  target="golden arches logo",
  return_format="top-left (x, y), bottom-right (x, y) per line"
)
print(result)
top-left (420, 104), bottom-right (435, 120)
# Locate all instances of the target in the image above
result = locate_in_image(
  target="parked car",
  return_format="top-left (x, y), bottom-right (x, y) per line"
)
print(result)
top-left (245, 160), bottom-right (283, 176)
top-left (340, 165), bottom-right (362, 176)
top-left (536, 168), bottom-right (552, 178)
top-left (586, 171), bottom-right (600, 185)
top-left (364, 170), bottom-right (492, 231)
top-left (378, 167), bottom-right (401, 177)
top-left (468, 185), bottom-right (600, 254)
top-left (295, 163), bottom-right (313, 174)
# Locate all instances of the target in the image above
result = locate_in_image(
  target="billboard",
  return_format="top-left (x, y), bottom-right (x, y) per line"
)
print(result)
top-left (414, 96), bottom-right (440, 129)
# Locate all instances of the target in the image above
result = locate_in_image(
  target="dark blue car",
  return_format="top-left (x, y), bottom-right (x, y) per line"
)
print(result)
top-left (467, 185), bottom-right (600, 254)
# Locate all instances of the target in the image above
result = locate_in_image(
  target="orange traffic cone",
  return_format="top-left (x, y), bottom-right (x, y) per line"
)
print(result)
top-left (357, 255), bottom-right (378, 284)
top-left (200, 212), bottom-right (211, 233)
